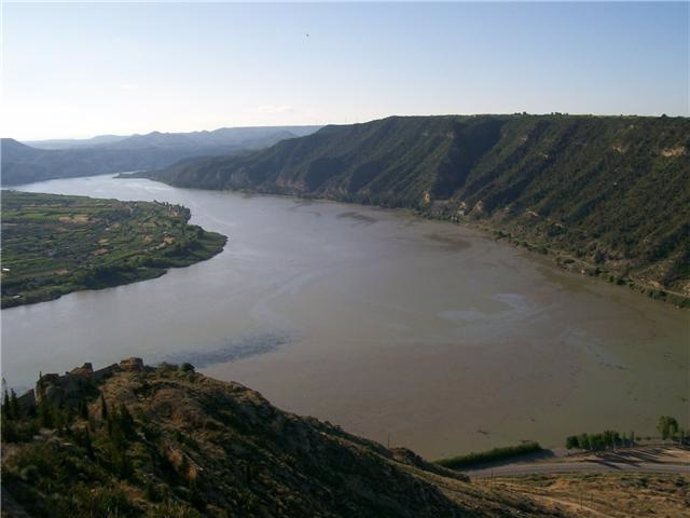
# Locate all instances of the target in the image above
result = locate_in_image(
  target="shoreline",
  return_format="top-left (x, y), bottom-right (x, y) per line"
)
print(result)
top-left (1, 191), bottom-right (227, 309)
top-left (129, 173), bottom-right (690, 309)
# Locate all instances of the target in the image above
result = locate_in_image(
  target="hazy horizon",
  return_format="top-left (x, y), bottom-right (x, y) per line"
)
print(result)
top-left (12, 123), bottom-right (324, 142)
top-left (7, 110), bottom-right (688, 144)
top-left (2, 1), bottom-right (688, 140)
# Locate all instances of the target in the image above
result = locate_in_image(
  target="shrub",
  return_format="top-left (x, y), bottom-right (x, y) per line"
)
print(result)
top-left (436, 442), bottom-right (542, 469)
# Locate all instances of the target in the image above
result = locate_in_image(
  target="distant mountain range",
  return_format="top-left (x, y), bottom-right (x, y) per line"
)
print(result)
top-left (136, 114), bottom-right (690, 301)
top-left (1, 126), bottom-right (320, 185)
top-left (24, 134), bottom-right (130, 149)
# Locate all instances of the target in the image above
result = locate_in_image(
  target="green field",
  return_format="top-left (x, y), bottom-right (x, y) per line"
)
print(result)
top-left (1, 191), bottom-right (226, 308)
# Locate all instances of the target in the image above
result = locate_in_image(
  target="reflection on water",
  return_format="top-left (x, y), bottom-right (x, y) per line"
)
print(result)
top-left (336, 211), bottom-right (378, 225)
top-left (423, 231), bottom-right (471, 251)
top-left (2, 174), bottom-right (688, 458)
top-left (160, 332), bottom-right (293, 368)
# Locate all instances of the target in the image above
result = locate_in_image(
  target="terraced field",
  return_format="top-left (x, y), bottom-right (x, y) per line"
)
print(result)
top-left (1, 191), bottom-right (226, 308)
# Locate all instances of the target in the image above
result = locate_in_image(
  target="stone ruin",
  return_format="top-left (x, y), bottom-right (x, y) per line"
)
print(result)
top-left (14, 357), bottom-right (146, 411)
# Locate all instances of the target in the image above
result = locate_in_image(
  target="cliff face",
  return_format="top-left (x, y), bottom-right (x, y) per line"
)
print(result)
top-left (144, 114), bottom-right (690, 300)
top-left (1, 359), bottom-right (552, 518)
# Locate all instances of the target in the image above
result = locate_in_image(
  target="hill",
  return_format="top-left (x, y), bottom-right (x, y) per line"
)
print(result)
top-left (3, 359), bottom-right (687, 517)
top-left (1, 126), bottom-right (320, 186)
top-left (1, 358), bottom-right (554, 517)
top-left (140, 114), bottom-right (690, 302)
top-left (1, 191), bottom-right (226, 308)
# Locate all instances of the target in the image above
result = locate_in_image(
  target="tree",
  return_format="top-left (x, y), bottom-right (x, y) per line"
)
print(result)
top-left (603, 430), bottom-right (620, 449)
top-left (79, 399), bottom-right (89, 420)
top-left (9, 390), bottom-right (21, 421)
top-left (589, 433), bottom-right (605, 451)
top-left (2, 382), bottom-right (11, 420)
top-left (657, 416), bottom-right (679, 441)
top-left (81, 429), bottom-right (95, 459)
top-left (565, 435), bottom-right (580, 450)
top-left (100, 393), bottom-right (109, 420)
top-left (579, 433), bottom-right (591, 450)
top-left (38, 399), bottom-right (54, 428)
top-left (115, 404), bottom-right (135, 439)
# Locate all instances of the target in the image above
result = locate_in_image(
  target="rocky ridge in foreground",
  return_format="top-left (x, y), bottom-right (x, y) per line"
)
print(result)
top-left (1, 358), bottom-right (559, 517)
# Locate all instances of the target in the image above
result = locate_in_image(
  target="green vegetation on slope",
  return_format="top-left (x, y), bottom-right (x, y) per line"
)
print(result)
top-left (141, 114), bottom-right (690, 302)
top-left (1, 191), bottom-right (226, 308)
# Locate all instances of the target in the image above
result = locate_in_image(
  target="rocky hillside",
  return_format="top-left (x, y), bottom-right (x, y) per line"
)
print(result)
top-left (141, 114), bottom-right (690, 302)
top-left (2, 358), bottom-right (559, 518)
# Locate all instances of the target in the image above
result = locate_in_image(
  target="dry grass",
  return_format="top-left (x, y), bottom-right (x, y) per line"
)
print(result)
top-left (484, 472), bottom-right (690, 517)
top-left (559, 446), bottom-right (690, 465)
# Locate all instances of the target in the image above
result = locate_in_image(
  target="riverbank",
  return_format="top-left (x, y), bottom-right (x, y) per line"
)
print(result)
top-left (131, 114), bottom-right (690, 308)
top-left (301, 191), bottom-right (690, 309)
top-left (298, 190), bottom-right (690, 309)
top-left (470, 221), bottom-right (690, 309)
top-left (1, 191), bottom-right (227, 308)
top-left (463, 445), bottom-right (690, 478)
top-left (127, 170), bottom-right (690, 309)
top-left (479, 470), bottom-right (689, 516)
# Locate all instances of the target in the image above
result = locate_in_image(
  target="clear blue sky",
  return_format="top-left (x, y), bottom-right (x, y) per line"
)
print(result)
top-left (2, 1), bottom-right (688, 139)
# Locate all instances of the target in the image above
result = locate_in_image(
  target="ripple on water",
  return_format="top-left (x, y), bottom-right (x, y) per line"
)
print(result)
top-left (438, 309), bottom-right (487, 322)
top-left (159, 332), bottom-right (293, 368)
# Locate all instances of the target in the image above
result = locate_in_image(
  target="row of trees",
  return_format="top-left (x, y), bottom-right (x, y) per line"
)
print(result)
top-left (565, 430), bottom-right (631, 451)
top-left (565, 416), bottom-right (688, 451)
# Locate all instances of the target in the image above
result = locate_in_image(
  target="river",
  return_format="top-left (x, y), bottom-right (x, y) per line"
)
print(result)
top-left (2, 174), bottom-right (687, 458)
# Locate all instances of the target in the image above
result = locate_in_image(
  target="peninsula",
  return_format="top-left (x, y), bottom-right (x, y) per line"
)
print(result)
top-left (1, 191), bottom-right (227, 308)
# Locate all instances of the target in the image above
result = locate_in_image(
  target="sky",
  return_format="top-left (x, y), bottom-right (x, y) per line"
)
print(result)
top-left (1, 1), bottom-right (688, 140)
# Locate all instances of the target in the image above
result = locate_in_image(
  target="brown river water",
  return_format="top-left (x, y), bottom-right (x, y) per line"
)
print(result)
top-left (2, 175), bottom-right (687, 458)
